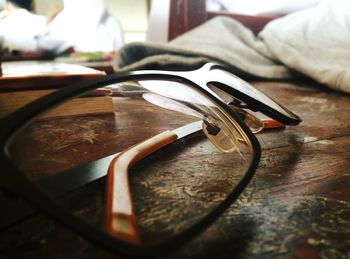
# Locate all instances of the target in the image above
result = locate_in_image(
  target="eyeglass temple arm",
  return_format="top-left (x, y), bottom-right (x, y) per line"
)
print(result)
top-left (105, 117), bottom-right (283, 243)
top-left (105, 131), bottom-right (178, 244)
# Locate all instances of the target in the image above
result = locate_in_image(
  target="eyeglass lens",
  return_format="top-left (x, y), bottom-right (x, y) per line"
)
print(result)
top-left (6, 78), bottom-right (255, 245)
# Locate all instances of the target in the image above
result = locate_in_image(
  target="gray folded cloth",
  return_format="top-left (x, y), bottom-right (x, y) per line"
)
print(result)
top-left (116, 0), bottom-right (350, 93)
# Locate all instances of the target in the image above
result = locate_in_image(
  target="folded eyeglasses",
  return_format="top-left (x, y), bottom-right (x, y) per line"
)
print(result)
top-left (0, 62), bottom-right (301, 257)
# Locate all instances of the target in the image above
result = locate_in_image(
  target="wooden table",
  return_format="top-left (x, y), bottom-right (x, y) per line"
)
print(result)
top-left (1, 79), bottom-right (350, 258)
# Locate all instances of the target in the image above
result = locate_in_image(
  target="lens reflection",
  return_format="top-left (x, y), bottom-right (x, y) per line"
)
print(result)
top-left (7, 79), bottom-right (254, 245)
top-left (208, 68), bottom-right (301, 121)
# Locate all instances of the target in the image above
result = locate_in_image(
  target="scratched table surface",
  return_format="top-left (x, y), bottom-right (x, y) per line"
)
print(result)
top-left (1, 80), bottom-right (350, 259)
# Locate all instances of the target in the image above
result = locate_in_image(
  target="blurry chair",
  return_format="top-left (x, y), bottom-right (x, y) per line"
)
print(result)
top-left (147, 0), bottom-right (319, 42)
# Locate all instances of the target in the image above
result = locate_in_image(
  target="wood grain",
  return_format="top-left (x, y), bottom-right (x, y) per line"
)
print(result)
top-left (1, 80), bottom-right (350, 258)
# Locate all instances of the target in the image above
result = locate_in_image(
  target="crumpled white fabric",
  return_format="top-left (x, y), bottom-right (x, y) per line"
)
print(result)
top-left (117, 0), bottom-right (350, 93)
top-left (0, 9), bottom-right (47, 52)
top-left (37, 0), bottom-right (124, 54)
top-left (257, 0), bottom-right (350, 92)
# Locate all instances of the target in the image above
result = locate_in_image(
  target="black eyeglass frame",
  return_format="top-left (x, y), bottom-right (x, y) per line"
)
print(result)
top-left (0, 62), bottom-right (300, 257)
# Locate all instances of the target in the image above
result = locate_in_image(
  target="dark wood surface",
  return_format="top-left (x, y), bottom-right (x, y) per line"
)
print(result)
top-left (0, 61), bottom-right (105, 90)
top-left (1, 79), bottom-right (350, 258)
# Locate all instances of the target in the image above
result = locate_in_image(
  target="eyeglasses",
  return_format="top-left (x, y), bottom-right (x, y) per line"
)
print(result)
top-left (0, 62), bottom-right (301, 256)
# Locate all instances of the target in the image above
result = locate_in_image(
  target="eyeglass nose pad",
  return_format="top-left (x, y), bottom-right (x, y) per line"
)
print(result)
top-left (227, 101), bottom-right (263, 134)
top-left (202, 115), bottom-right (239, 153)
top-left (239, 110), bottom-right (264, 134)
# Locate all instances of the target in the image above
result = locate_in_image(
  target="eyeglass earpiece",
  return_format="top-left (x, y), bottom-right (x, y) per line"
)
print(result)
top-left (202, 115), bottom-right (239, 153)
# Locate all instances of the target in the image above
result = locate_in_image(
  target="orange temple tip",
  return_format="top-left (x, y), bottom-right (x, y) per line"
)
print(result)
top-left (262, 119), bottom-right (286, 129)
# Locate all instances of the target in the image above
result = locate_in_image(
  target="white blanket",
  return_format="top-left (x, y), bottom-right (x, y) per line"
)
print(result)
top-left (258, 0), bottom-right (350, 92)
top-left (116, 0), bottom-right (350, 93)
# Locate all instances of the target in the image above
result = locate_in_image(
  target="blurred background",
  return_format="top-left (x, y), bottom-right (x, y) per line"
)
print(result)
top-left (0, 0), bottom-right (150, 58)
top-left (0, 0), bottom-right (320, 62)
top-left (32, 0), bottom-right (150, 43)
